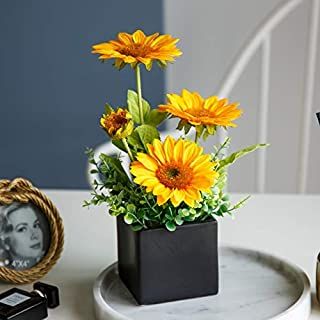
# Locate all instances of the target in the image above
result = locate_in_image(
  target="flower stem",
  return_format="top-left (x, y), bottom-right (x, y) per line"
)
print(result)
top-left (122, 138), bottom-right (134, 161)
top-left (135, 64), bottom-right (144, 124)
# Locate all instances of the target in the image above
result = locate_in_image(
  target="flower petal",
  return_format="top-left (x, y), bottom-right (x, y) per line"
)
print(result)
top-left (136, 153), bottom-right (159, 171)
top-left (171, 189), bottom-right (185, 207)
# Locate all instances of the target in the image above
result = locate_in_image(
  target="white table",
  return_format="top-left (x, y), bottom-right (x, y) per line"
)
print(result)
top-left (1, 190), bottom-right (320, 319)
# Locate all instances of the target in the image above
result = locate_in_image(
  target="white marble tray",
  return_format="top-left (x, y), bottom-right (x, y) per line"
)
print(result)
top-left (93, 246), bottom-right (311, 320)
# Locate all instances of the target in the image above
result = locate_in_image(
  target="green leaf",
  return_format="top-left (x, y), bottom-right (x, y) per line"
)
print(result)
top-left (177, 120), bottom-right (185, 131)
top-left (110, 209), bottom-right (122, 217)
top-left (195, 125), bottom-right (205, 140)
top-left (183, 215), bottom-right (195, 222)
top-left (207, 125), bottom-right (216, 135)
top-left (124, 214), bottom-right (134, 224)
top-left (145, 109), bottom-right (167, 126)
top-left (157, 60), bottom-right (167, 69)
top-left (99, 153), bottom-right (130, 184)
top-left (176, 120), bottom-right (192, 135)
top-left (218, 144), bottom-right (269, 170)
top-left (104, 103), bottom-right (114, 115)
top-left (181, 209), bottom-right (190, 217)
top-left (112, 139), bottom-right (127, 152)
top-left (85, 147), bottom-right (94, 158)
top-left (214, 168), bottom-right (228, 191)
top-left (165, 221), bottom-right (176, 232)
top-left (135, 125), bottom-right (160, 150)
top-left (184, 123), bottom-right (192, 135)
top-left (220, 204), bottom-right (229, 213)
top-left (127, 89), bottom-right (151, 124)
top-left (126, 204), bottom-right (136, 213)
top-left (145, 60), bottom-right (153, 71)
top-left (229, 195), bottom-right (251, 212)
top-left (174, 215), bottom-right (184, 225)
top-left (127, 130), bottom-right (144, 151)
top-left (113, 60), bottom-right (126, 70)
top-left (212, 137), bottom-right (231, 161)
top-left (131, 224), bottom-right (144, 232)
top-left (222, 194), bottom-right (230, 201)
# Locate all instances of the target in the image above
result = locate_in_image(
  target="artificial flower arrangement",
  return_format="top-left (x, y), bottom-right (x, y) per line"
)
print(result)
top-left (85, 29), bottom-right (266, 232)
top-left (85, 29), bottom-right (267, 304)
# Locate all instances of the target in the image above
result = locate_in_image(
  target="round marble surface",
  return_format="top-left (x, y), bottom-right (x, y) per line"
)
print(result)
top-left (93, 246), bottom-right (311, 320)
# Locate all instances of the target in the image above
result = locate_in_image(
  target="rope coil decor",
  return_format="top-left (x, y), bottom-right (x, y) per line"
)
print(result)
top-left (0, 178), bottom-right (64, 284)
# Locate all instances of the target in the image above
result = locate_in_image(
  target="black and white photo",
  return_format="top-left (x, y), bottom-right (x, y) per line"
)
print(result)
top-left (0, 202), bottom-right (51, 270)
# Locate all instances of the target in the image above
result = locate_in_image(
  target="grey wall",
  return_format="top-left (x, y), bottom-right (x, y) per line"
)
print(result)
top-left (0, 0), bottom-right (164, 189)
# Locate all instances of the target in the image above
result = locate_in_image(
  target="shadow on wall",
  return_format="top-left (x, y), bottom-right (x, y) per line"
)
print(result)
top-left (0, 0), bottom-right (164, 189)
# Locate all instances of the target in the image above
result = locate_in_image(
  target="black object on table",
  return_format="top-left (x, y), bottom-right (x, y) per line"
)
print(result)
top-left (0, 282), bottom-right (59, 319)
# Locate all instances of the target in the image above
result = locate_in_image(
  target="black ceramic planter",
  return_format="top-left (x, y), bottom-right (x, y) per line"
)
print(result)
top-left (117, 217), bottom-right (219, 305)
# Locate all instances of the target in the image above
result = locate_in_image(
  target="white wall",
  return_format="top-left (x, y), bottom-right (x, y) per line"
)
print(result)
top-left (164, 0), bottom-right (320, 194)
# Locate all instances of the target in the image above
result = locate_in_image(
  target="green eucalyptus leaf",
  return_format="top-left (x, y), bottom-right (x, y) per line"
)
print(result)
top-left (181, 209), bottom-right (190, 217)
top-left (124, 214), bottom-right (134, 224)
top-left (165, 221), bottom-right (176, 232)
top-left (183, 215), bottom-right (195, 222)
top-left (218, 143), bottom-right (269, 170)
top-left (145, 109), bottom-right (167, 127)
top-left (214, 168), bottom-right (228, 191)
top-left (131, 224), bottom-right (144, 232)
top-left (135, 125), bottom-right (160, 149)
top-left (229, 195), bottom-right (251, 211)
top-left (211, 137), bottom-right (231, 161)
top-left (220, 204), bottom-right (229, 212)
top-left (110, 209), bottom-right (123, 217)
top-left (174, 215), bottom-right (184, 225)
top-left (222, 194), bottom-right (230, 201)
top-left (126, 204), bottom-right (136, 212)
top-left (127, 89), bottom-right (151, 124)
top-left (99, 153), bottom-right (129, 184)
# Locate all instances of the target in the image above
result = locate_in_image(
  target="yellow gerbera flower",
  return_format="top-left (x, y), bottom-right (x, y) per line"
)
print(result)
top-left (100, 108), bottom-right (134, 140)
top-left (92, 29), bottom-right (182, 70)
top-left (158, 89), bottom-right (243, 138)
top-left (130, 136), bottom-right (218, 208)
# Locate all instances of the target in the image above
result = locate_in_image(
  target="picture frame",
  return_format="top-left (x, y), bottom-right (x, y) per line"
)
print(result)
top-left (0, 178), bottom-right (64, 284)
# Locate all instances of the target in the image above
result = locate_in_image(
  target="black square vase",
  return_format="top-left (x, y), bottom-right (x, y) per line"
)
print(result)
top-left (117, 217), bottom-right (219, 305)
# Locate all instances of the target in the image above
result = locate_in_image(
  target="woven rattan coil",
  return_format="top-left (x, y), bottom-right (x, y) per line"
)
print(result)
top-left (0, 178), bottom-right (64, 284)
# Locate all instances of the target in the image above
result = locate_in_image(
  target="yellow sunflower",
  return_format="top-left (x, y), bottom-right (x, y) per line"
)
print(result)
top-left (92, 30), bottom-right (182, 70)
top-left (100, 108), bottom-right (133, 140)
top-left (130, 136), bottom-right (218, 208)
top-left (158, 89), bottom-right (242, 138)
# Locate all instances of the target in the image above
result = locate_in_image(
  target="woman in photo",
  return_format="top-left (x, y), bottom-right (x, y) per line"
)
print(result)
top-left (0, 202), bottom-right (47, 270)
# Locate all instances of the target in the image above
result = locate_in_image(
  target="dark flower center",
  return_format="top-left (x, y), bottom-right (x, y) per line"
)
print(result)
top-left (120, 44), bottom-right (149, 58)
top-left (105, 111), bottom-right (128, 135)
top-left (156, 163), bottom-right (193, 189)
